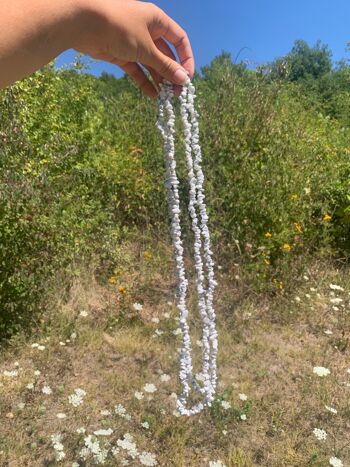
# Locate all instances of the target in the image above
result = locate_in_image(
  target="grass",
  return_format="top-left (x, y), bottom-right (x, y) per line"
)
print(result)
top-left (0, 236), bottom-right (349, 466)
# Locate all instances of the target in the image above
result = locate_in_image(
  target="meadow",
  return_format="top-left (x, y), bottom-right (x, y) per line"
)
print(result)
top-left (0, 43), bottom-right (349, 466)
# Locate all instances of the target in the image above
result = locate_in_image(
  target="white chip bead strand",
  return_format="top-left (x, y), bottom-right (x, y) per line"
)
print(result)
top-left (156, 80), bottom-right (218, 416)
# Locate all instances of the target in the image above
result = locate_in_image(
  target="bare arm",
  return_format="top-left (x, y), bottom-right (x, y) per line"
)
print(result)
top-left (0, 0), bottom-right (194, 97)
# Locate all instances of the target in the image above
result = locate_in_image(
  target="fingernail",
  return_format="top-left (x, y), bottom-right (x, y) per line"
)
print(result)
top-left (173, 69), bottom-right (190, 85)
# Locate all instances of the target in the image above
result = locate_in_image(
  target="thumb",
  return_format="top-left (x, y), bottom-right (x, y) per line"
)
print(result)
top-left (145, 46), bottom-right (190, 86)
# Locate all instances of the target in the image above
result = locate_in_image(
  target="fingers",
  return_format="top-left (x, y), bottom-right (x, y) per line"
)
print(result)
top-left (111, 58), bottom-right (158, 98)
top-left (149, 7), bottom-right (195, 79)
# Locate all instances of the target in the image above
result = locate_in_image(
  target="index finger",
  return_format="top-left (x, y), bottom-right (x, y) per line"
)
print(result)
top-left (150, 10), bottom-right (195, 78)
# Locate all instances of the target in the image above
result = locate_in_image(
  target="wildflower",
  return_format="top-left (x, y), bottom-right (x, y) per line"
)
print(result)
top-left (221, 401), bottom-right (231, 410)
top-left (281, 243), bottom-right (291, 251)
top-left (70, 332), bottom-right (77, 340)
top-left (160, 374), bottom-right (170, 382)
top-left (163, 312), bottom-right (171, 319)
top-left (329, 457), bottom-right (343, 467)
top-left (323, 214), bottom-right (332, 222)
top-left (313, 366), bottom-right (330, 377)
top-left (239, 393), bottom-right (248, 401)
top-left (3, 370), bottom-right (18, 377)
top-left (324, 330), bottom-right (333, 335)
top-left (347, 368), bottom-right (350, 374)
top-left (313, 428), bottom-right (327, 441)
top-left (172, 328), bottom-right (182, 336)
top-left (51, 433), bottom-right (65, 462)
top-left (264, 231), bottom-right (272, 238)
top-left (17, 402), bottom-right (25, 410)
top-left (172, 410), bottom-right (181, 417)
top-left (68, 388), bottom-right (86, 407)
top-left (294, 222), bottom-right (302, 233)
top-left (139, 451), bottom-right (157, 466)
top-left (93, 428), bottom-right (113, 436)
top-left (116, 433), bottom-right (139, 459)
top-left (329, 284), bottom-right (344, 292)
top-left (72, 463), bottom-right (80, 467)
top-left (143, 383), bottom-right (157, 393)
top-left (42, 385), bottom-right (52, 395)
top-left (100, 409), bottom-right (111, 416)
top-left (240, 414), bottom-right (247, 420)
top-left (134, 391), bottom-right (144, 400)
top-left (59, 341), bottom-right (66, 346)
top-left (154, 329), bottom-right (164, 336)
top-left (167, 301), bottom-right (172, 306)
top-left (114, 403), bottom-right (128, 417)
top-left (76, 427), bottom-right (86, 434)
top-left (118, 286), bottom-right (127, 294)
top-left (79, 310), bottom-right (88, 317)
top-left (151, 317), bottom-right (160, 324)
top-left (34, 370), bottom-right (41, 376)
top-left (196, 339), bottom-right (203, 347)
top-left (209, 461), bottom-right (227, 467)
top-left (143, 250), bottom-right (152, 260)
top-left (37, 345), bottom-right (45, 351)
top-left (330, 298), bottom-right (343, 305)
top-left (141, 421), bottom-right (150, 429)
top-left (133, 303), bottom-right (143, 311)
top-left (108, 276), bottom-right (117, 284)
top-left (325, 405), bottom-right (337, 414)
top-left (31, 343), bottom-right (39, 348)
top-left (290, 194), bottom-right (298, 201)
top-left (26, 382), bottom-right (34, 389)
top-left (56, 413), bottom-right (67, 419)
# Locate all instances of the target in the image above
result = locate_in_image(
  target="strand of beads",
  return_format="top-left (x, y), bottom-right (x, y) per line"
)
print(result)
top-left (156, 80), bottom-right (218, 416)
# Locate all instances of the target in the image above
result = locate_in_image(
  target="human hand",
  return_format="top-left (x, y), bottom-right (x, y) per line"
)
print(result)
top-left (73, 0), bottom-right (194, 97)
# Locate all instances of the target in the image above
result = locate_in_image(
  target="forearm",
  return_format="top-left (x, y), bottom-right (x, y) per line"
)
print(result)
top-left (0, 0), bottom-right (83, 88)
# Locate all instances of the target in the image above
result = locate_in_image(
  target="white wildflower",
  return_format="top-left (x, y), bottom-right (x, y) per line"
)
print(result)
top-left (330, 298), bottom-right (343, 305)
top-left (143, 383), bottom-right (157, 393)
top-left (240, 414), bottom-right (247, 420)
top-left (172, 328), bottom-right (182, 336)
top-left (329, 284), bottom-right (344, 292)
top-left (59, 342), bottom-right (66, 346)
top-left (139, 451), bottom-right (157, 466)
top-left (17, 402), bottom-right (25, 410)
top-left (163, 312), bottom-right (171, 319)
top-left (93, 428), bottom-right (113, 436)
top-left (329, 457), bottom-right (343, 467)
top-left (134, 391), bottom-right (144, 400)
top-left (116, 433), bottom-right (139, 459)
top-left (313, 428), bottom-right (327, 441)
top-left (31, 343), bottom-right (39, 348)
top-left (34, 370), bottom-right (41, 376)
top-left (68, 388), bottom-right (86, 407)
top-left (70, 332), bottom-right (77, 340)
top-left (3, 370), bottom-right (18, 377)
top-left (37, 345), bottom-right (45, 351)
top-left (133, 303), bottom-right (143, 311)
top-left (160, 374), bottom-right (170, 382)
top-left (154, 329), bottom-right (164, 336)
top-left (56, 413), bottom-right (67, 419)
top-left (100, 409), bottom-right (111, 416)
top-left (141, 421), bottom-right (150, 429)
top-left (313, 366), bottom-right (330, 377)
top-left (151, 317), bottom-right (159, 324)
top-left (72, 463), bottom-right (80, 467)
top-left (26, 382), bottom-right (34, 389)
top-left (196, 339), bottom-right (203, 347)
top-left (221, 401), bottom-right (231, 410)
top-left (42, 385), bottom-right (52, 395)
top-left (79, 310), bottom-right (88, 317)
top-left (76, 427), bottom-right (86, 434)
top-left (239, 393), bottom-right (248, 401)
top-left (209, 461), bottom-right (226, 467)
top-left (324, 330), bottom-right (333, 335)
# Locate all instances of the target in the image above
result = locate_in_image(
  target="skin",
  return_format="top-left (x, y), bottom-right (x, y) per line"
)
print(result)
top-left (0, 0), bottom-right (194, 97)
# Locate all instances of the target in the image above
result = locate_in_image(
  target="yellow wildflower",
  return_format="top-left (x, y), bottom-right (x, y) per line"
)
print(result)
top-left (264, 231), bottom-right (272, 238)
top-left (118, 286), bottom-right (127, 294)
top-left (279, 281), bottom-right (283, 289)
top-left (323, 214), bottom-right (332, 222)
top-left (290, 194), bottom-right (298, 201)
top-left (108, 276), bottom-right (117, 285)
top-left (264, 259), bottom-right (270, 266)
top-left (281, 243), bottom-right (291, 251)
top-left (294, 222), bottom-right (302, 233)
top-left (143, 250), bottom-right (152, 260)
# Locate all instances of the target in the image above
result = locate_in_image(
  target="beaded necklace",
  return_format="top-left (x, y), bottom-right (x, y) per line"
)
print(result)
top-left (156, 80), bottom-right (218, 416)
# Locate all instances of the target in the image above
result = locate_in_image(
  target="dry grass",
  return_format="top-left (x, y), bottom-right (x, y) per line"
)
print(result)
top-left (0, 240), bottom-right (349, 466)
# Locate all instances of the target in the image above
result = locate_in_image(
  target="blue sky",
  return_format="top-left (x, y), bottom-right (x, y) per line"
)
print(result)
top-left (56, 0), bottom-right (350, 77)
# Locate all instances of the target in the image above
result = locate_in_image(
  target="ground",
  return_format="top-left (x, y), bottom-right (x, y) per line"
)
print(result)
top-left (0, 238), bottom-right (349, 467)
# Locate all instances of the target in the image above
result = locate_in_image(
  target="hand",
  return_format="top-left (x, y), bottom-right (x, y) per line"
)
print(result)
top-left (74, 0), bottom-right (194, 97)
